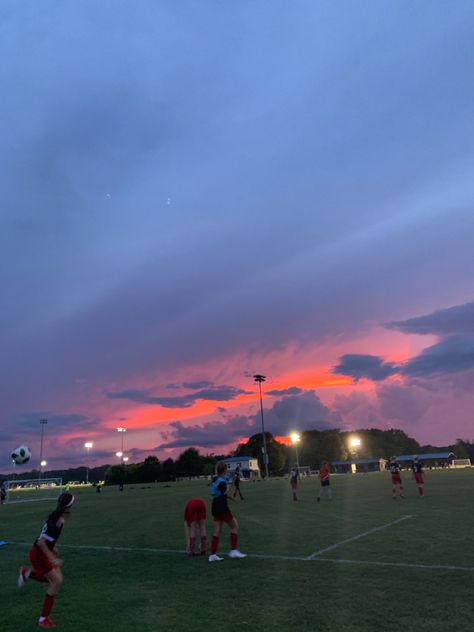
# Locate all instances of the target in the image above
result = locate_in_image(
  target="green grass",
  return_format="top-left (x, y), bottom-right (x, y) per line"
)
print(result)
top-left (1, 470), bottom-right (473, 631)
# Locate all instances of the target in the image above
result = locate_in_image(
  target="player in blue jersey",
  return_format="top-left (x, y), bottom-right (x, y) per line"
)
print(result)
top-left (411, 457), bottom-right (425, 496)
top-left (388, 456), bottom-right (405, 500)
top-left (18, 492), bottom-right (75, 628)
top-left (209, 461), bottom-right (246, 562)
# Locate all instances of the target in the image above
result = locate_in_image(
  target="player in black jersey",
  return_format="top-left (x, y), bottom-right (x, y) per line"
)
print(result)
top-left (18, 492), bottom-right (75, 629)
top-left (388, 457), bottom-right (404, 500)
top-left (411, 457), bottom-right (425, 496)
top-left (232, 464), bottom-right (244, 500)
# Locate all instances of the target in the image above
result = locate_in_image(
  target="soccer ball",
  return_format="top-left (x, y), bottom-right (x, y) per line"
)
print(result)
top-left (11, 446), bottom-right (32, 465)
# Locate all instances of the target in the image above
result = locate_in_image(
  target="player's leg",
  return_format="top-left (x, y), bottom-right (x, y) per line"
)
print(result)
top-left (326, 485), bottom-right (333, 500)
top-left (38, 567), bottom-right (63, 627)
top-left (184, 521), bottom-right (191, 555)
top-left (198, 519), bottom-right (207, 554)
top-left (228, 517), bottom-right (246, 558)
top-left (209, 519), bottom-right (223, 562)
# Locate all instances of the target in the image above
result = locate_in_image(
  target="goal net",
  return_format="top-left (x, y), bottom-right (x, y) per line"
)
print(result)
top-left (4, 478), bottom-right (63, 504)
top-left (451, 459), bottom-right (471, 468)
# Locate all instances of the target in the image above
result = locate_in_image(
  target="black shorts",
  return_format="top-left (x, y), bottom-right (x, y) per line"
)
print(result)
top-left (320, 480), bottom-right (330, 487)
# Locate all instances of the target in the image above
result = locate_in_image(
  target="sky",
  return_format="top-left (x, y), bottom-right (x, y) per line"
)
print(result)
top-left (1, 1), bottom-right (474, 472)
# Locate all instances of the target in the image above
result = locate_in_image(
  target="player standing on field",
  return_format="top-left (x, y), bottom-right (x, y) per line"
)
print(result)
top-left (290, 467), bottom-right (299, 501)
top-left (232, 464), bottom-right (244, 500)
top-left (183, 498), bottom-right (207, 555)
top-left (18, 492), bottom-right (75, 628)
top-left (411, 457), bottom-right (425, 496)
top-left (209, 462), bottom-right (246, 562)
top-left (317, 461), bottom-right (333, 502)
top-left (388, 456), bottom-right (404, 500)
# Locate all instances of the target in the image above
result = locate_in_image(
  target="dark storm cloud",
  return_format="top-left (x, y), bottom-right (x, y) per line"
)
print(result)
top-left (106, 385), bottom-right (250, 409)
top-left (182, 381), bottom-right (213, 390)
top-left (386, 301), bottom-right (474, 336)
top-left (333, 355), bottom-right (399, 382)
top-left (401, 335), bottom-right (474, 377)
top-left (159, 390), bottom-right (339, 448)
top-left (266, 387), bottom-right (303, 397)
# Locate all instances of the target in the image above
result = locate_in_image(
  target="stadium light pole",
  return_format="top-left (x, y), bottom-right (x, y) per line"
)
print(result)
top-left (84, 442), bottom-right (93, 484)
top-left (349, 436), bottom-right (361, 474)
top-left (290, 432), bottom-right (301, 470)
top-left (117, 427), bottom-right (126, 461)
top-left (40, 460), bottom-right (47, 478)
top-left (253, 374), bottom-right (269, 478)
top-left (39, 419), bottom-right (48, 480)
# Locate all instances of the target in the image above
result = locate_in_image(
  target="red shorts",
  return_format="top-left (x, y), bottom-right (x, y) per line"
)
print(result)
top-left (415, 473), bottom-right (424, 485)
top-left (183, 499), bottom-right (207, 524)
top-left (213, 512), bottom-right (234, 524)
top-left (290, 481), bottom-right (297, 490)
top-left (391, 474), bottom-right (402, 485)
top-left (29, 545), bottom-right (53, 579)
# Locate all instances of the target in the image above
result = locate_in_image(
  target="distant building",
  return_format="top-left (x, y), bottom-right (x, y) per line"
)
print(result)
top-left (224, 456), bottom-right (260, 479)
top-left (396, 453), bottom-right (455, 468)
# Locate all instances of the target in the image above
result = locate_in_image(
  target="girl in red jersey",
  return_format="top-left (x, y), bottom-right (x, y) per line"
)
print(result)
top-left (183, 498), bottom-right (207, 555)
top-left (18, 492), bottom-right (75, 629)
top-left (317, 461), bottom-right (333, 502)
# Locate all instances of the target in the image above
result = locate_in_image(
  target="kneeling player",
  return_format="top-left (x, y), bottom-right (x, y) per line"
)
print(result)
top-left (411, 457), bottom-right (425, 496)
top-left (388, 456), bottom-right (404, 499)
top-left (18, 492), bottom-right (75, 628)
top-left (209, 462), bottom-right (246, 562)
top-left (184, 498), bottom-right (207, 555)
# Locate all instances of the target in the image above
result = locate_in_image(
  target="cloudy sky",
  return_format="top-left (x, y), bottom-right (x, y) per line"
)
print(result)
top-left (2, 1), bottom-right (474, 472)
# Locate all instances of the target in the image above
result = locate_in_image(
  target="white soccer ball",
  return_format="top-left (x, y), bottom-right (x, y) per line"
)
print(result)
top-left (11, 445), bottom-right (32, 465)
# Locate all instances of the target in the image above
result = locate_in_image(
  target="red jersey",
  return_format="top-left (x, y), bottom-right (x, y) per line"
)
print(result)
top-left (319, 466), bottom-right (330, 482)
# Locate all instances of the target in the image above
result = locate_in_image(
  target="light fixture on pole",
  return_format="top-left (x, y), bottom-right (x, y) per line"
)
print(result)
top-left (122, 456), bottom-right (129, 463)
top-left (39, 419), bottom-right (48, 479)
top-left (253, 374), bottom-right (269, 478)
top-left (40, 460), bottom-right (47, 477)
top-left (84, 442), bottom-right (93, 484)
top-left (290, 432), bottom-right (301, 470)
top-left (117, 427), bottom-right (126, 460)
top-left (349, 436), bottom-right (361, 474)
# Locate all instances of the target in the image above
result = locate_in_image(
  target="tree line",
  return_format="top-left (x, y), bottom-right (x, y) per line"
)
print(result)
top-left (2, 429), bottom-right (472, 484)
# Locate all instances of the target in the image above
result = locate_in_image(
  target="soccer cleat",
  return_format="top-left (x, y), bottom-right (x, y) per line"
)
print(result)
top-left (17, 566), bottom-right (28, 588)
top-left (228, 549), bottom-right (247, 559)
top-left (208, 554), bottom-right (224, 562)
top-left (38, 618), bottom-right (56, 628)
top-left (317, 497), bottom-right (321, 502)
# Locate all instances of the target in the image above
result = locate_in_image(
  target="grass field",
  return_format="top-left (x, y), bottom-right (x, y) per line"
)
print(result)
top-left (1, 469), bottom-right (473, 632)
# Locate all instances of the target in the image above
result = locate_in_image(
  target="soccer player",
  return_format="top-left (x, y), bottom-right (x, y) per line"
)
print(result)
top-left (17, 492), bottom-right (75, 628)
top-left (232, 464), bottom-right (244, 500)
top-left (209, 461), bottom-right (246, 562)
top-left (388, 456), bottom-right (404, 500)
top-left (411, 457), bottom-right (425, 496)
top-left (290, 467), bottom-right (299, 501)
top-left (317, 461), bottom-right (333, 502)
top-left (183, 498), bottom-right (207, 555)
top-left (0, 481), bottom-right (6, 505)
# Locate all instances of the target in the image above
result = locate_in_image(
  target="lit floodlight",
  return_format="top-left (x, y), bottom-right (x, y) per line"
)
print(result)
top-left (116, 451), bottom-right (123, 458)
top-left (40, 460), bottom-right (47, 467)
top-left (84, 442), bottom-right (93, 449)
top-left (290, 432), bottom-right (301, 444)
top-left (122, 456), bottom-right (129, 463)
top-left (350, 437), bottom-right (361, 448)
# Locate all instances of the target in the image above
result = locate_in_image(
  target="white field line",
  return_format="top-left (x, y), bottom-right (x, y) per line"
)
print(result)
top-left (7, 541), bottom-right (474, 571)
top-left (306, 514), bottom-right (414, 560)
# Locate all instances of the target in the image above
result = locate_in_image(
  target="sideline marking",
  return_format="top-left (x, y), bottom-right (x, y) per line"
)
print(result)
top-left (306, 514), bottom-right (414, 560)
top-left (7, 541), bottom-right (474, 571)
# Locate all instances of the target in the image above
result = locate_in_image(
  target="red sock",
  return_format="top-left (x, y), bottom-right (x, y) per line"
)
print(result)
top-left (419, 486), bottom-right (424, 496)
top-left (231, 533), bottom-right (238, 550)
top-left (200, 536), bottom-right (207, 553)
top-left (211, 536), bottom-right (219, 555)
top-left (41, 594), bottom-right (55, 618)
top-left (189, 537), bottom-right (196, 553)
